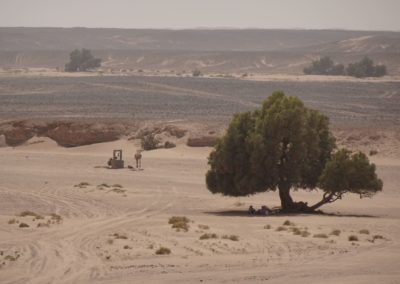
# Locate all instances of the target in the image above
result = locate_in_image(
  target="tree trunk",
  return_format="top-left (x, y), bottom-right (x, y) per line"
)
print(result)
top-left (278, 183), bottom-right (295, 212)
top-left (308, 193), bottom-right (334, 211)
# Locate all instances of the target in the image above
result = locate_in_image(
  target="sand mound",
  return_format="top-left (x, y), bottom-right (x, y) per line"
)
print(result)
top-left (0, 120), bottom-right (122, 147)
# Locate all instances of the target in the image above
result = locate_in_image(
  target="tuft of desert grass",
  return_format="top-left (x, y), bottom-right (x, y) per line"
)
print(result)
top-left (112, 184), bottom-right (123, 188)
top-left (373, 235), bottom-right (384, 240)
top-left (313, 233), bottom-right (328, 239)
top-left (276, 226), bottom-right (287, 232)
top-left (291, 227), bottom-right (302, 235)
top-left (348, 235), bottom-right (359, 241)
top-left (330, 229), bottom-right (341, 236)
top-left (50, 213), bottom-right (62, 223)
top-left (8, 218), bottom-right (17, 225)
top-left (222, 235), bottom-right (239, 241)
top-left (19, 211), bottom-right (43, 219)
top-left (123, 245), bottom-right (132, 249)
top-left (98, 183), bottom-right (110, 188)
top-left (283, 220), bottom-right (295, 226)
top-left (106, 239), bottom-right (114, 245)
top-left (199, 233), bottom-right (218, 240)
top-left (264, 224), bottom-right (272, 229)
top-left (198, 224), bottom-right (209, 230)
top-left (112, 233), bottom-right (128, 239)
top-left (301, 231), bottom-right (310, 237)
top-left (74, 182), bottom-right (90, 188)
top-left (19, 223), bottom-right (29, 228)
top-left (359, 229), bottom-right (370, 235)
top-left (155, 247), bottom-right (171, 255)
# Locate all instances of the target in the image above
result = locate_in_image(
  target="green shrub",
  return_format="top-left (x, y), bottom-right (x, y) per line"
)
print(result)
top-left (141, 134), bottom-right (161, 150)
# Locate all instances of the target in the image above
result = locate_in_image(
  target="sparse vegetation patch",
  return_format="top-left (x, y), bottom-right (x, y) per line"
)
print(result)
top-left (169, 216), bottom-right (190, 232)
top-left (155, 247), bottom-right (171, 255)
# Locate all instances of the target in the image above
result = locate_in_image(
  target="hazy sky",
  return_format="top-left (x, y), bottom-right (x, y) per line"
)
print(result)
top-left (0, 0), bottom-right (399, 31)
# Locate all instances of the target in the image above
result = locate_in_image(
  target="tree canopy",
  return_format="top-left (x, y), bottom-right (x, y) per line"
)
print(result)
top-left (303, 56), bottom-right (345, 75)
top-left (303, 56), bottom-right (386, 78)
top-left (65, 48), bottom-right (101, 72)
top-left (346, 56), bottom-right (387, 78)
top-left (206, 92), bottom-right (383, 212)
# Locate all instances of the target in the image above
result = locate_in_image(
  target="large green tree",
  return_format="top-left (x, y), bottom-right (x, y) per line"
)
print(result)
top-left (65, 48), bottom-right (101, 72)
top-left (206, 92), bottom-right (382, 212)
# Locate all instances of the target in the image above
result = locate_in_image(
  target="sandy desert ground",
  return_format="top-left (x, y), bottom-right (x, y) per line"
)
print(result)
top-left (0, 72), bottom-right (400, 283)
top-left (0, 135), bottom-right (400, 283)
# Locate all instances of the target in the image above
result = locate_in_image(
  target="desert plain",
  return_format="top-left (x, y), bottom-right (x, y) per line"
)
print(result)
top-left (0, 72), bottom-right (399, 284)
top-left (0, 27), bottom-right (400, 284)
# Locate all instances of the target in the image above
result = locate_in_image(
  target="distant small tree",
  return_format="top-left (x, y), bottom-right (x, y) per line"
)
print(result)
top-left (65, 48), bottom-right (101, 72)
top-left (303, 56), bottom-right (345, 76)
top-left (346, 57), bottom-right (386, 78)
top-left (192, 69), bottom-right (202, 77)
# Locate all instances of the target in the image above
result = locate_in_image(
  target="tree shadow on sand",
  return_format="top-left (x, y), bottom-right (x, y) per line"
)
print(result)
top-left (204, 210), bottom-right (378, 218)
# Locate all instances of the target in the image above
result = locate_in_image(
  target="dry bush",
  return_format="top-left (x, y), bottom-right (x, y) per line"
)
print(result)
top-left (264, 224), bottom-right (272, 229)
top-left (19, 211), bottom-right (42, 218)
top-left (37, 222), bottom-right (50, 228)
top-left (112, 184), bottom-right (123, 188)
top-left (359, 229), bottom-right (370, 235)
top-left (222, 235), bottom-right (239, 241)
top-left (330, 229), bottom-right (341, 236)
top-left (155, 247), bottom-right (171, 255)
top-left (186, 136), bottom-right (218, 147)
top-left (19, 223), bottom-right (29, 228)
top-left (348, 235), bottom-right (359, 241)
top-left (113, 233), bottom-right (128, 239)
top-left (199, 233), bottom-right (218, 240)
top-left (169, 216), bottom-right (190, 232)
top-left (98, 183), bottom-right (110, 188)
top-left (313, 233), bottom-right (329, 239)
top-left (276, 226), bottom-right (287, 232)
top-left (291, 227), bottom-right (302, 235)
top-left (301, 231), bottom-right (310, 237)
top-left (369, 150), bottom-right (378, 156)
top-left (198, 224), bottom-right (209, 230)
top-left (106, 239), bottom-right (114, 245)
top-left (74, 182), bottom-right (90, 188)
top-left (283, 220), bottom-right (295, 226)
top-left (373, 235), bottom-right (384, 240)
top-left (8, 218), bottom-right (17, 224)
top-left (123, 245), bottom-right (132, 249)
top-left (164, 141), bottom-right (176, 149)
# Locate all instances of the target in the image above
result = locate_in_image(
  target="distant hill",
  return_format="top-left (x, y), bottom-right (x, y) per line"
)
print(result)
top-left (0, 27), bottom-right (399, 75)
